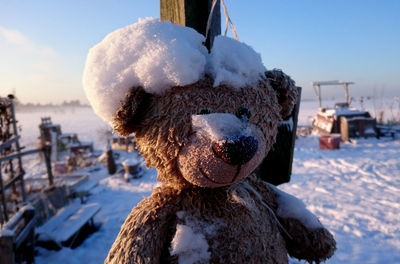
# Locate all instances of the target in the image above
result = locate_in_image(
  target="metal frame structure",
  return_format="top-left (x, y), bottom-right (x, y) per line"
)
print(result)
top-left (312, 80), bottom-right (355, 108)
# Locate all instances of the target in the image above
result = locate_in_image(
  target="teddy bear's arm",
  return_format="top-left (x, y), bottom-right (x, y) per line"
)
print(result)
top-left (105, 188), bottom-right (180, 264)
top-left (278, 216), bottom-right (336, 263)
top-left (270, 185), bottom-right (336, 263)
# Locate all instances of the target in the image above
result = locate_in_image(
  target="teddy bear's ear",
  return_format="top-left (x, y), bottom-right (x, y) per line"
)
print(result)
top-left (112, 86), bottom-right (152, 136)
top-left (265, 69), bottom-right (298, 120)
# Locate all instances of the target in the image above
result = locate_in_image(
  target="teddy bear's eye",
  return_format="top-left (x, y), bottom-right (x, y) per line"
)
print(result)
top-left (236, 107), bottom-right (251, 120)
top-left (198, 108), bottom-right (211, 115)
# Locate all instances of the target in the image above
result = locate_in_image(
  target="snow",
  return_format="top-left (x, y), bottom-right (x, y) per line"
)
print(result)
top-left (321, 107), bottom-right (369, 118)
top-left (170, 211), bottom-right (225, 264)
top-left (83, 18), bottom-right (207, 123)
top-left (192, 113), bottom-right (252, 141)
top-left (83, 18), bottom-right (266, 125)
top-left (269, 184), bottom-right (323, 229)
top-left (283, 136), bottom-right (400, 263)
top-left (122, 158), bottom-right (139, 166)
top-left (10, 103), bottom-right (400, 263)
top-left (170, 224), bottom-right (211, 264)
top-left (36, 200), bottom-right (101, 243)
top-left (208, 36), bottom-right (266, 88)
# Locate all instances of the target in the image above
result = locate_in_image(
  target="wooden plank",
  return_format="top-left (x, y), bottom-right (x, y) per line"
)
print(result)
top-left (53, 203), bottom-right (100, 243)
top-left (2, 205), bottom-right (35, 249)
top-left (36, 201), bottom-right (100, 244)
top-left (0, 148), bottom-right (42, 163)
top-left (36, 201), bottom-right (82, 242)
top-left (160, 0), bottom-right (221, 50)
top-left (160, 0), bottom-right (185, 26)
top-left (4, 172), bottom-right (25, 190)
top-left (0, 136), bottom-right (20, 152)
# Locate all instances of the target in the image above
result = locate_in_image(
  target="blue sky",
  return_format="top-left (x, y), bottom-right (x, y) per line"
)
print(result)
top-left (0, 0), bottom-right (399, 104)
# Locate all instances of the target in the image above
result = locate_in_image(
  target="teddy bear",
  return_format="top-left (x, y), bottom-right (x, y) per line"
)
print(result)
top-left (83, 18), bottom-right (336, 264)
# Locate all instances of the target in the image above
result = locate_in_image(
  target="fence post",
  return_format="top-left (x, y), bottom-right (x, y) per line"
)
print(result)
top-left (9, 101), bottom-right (26, 201)
top-left (0, 165), bottom-right (8, 223)
top-left (255, 87), bottom-right (302, 185)
top-left (0, 233), bottom-right (14, 264)
top-left (160, 0), bottom-right (221, 50)
top-left (43, 146), bottom-right (54, 186)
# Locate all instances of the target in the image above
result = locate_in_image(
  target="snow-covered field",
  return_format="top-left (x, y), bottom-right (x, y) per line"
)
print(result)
top-left (12, 104), bottom-right (400, 264)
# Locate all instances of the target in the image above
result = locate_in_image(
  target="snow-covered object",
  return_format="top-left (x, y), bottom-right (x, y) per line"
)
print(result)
top-left (269, 184), bottom-right (323, 229)
top-left (192, 113), bottom-right (252, 141)
top-left (122, 159), bottom-right (139, 167)
top-left (83, 18), bottom-right (207, 123)
top-left (170, 211), bottom-right (225, 264)
top-left (0, 228), bottom-right (14, 237)
top-left (170, 224), bottom-right (210, 264)
top-left (208, 36), bottom-right (266, 88)
top-left (83, 18), bottom-right (266, 124)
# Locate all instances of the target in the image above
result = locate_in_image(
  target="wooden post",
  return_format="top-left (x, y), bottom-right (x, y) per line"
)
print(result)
top-left (0, 164), bottom-right (8, 223)
top-left (9, 101), bottom-right (26, 202)
top-left (43, 146), bottom-right (54, 186)
top-left (160, 0), bottom-right (221, 50)
top-left (106, 148), bottom-right (116, 175)
top-left (0, 234), bottom-right (14, 264)
top-left (255, 87), bottom-right (302, 185)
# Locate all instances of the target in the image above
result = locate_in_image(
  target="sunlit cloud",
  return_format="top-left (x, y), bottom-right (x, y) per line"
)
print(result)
top-left (0, 26), bottom-right (85, 104)
top-left (0, 26), bottom-right (56, 57)
top-left (0, 26), bottom-right (28, 45)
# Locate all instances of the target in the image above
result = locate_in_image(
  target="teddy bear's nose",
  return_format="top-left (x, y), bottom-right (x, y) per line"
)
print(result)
top-left (212, 135), bottom-right (258, 165)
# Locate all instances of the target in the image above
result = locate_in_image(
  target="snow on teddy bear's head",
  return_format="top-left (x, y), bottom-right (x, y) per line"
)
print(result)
top-left (82, 18), bottom-right (207, 123)
top-left (82, 18), bottom-right (266, 124)
top-left (208, 36), bottom-right (266, 89)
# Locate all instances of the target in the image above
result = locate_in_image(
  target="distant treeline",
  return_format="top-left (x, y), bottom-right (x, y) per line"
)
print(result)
top-left (13, 99), bottom-right (90, 110)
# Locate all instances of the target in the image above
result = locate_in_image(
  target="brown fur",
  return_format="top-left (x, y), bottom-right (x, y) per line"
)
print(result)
top-left (279, 217), bottom-right (336, 263)
top-left (113, 75), bottom-right (282, 189)
top-left (106, 175), bottom-right (335, 264)
top-left (265, 69), bottom-right (298, 119)
top-left (106, 175), bottom-right (288, 264)
top-left (106, 74), bottom-right (336, 263)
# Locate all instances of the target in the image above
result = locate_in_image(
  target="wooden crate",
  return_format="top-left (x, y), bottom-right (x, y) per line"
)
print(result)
top-left (340, 116), bottom-right (376, 141)
top-left (319, 134), bottom-right (341, 150)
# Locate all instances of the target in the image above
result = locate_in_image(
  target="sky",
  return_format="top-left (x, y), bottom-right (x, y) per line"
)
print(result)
top-left (0, 0), bottom-right (399, 104)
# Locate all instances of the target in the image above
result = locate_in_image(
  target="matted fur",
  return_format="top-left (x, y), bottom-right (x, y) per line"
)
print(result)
top-left (279, 217), bottom-right (336, 263)
top-left (113, 75), bottom-right (283, 189)
top-left (105, 175), bottom-right (287, 264)
top-left (107, 74), bottom-right (336, 263)
top-left (105, 174), bottom-right (335, 264)
top-left (265, 69), bottom-right (298, 119)
top-left (113, 86), bottom-right (152, 135)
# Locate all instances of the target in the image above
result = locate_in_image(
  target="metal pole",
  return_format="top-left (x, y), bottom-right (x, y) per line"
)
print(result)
top-left (344, 83), bottom-right (350, 105)
top-left (318, 85), bottom-right (322, 108)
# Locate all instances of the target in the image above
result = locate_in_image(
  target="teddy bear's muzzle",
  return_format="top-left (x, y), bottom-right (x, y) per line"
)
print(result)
top-left (212, 135), bottom-right (258, 165)
top-left (177, 113), bottom-right (266, 188)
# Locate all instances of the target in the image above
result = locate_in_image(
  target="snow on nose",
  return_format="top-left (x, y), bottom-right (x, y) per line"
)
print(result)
top-left (192, 113), bottom-right (252, 141)
top-left (192, 113), bottom-right (258, 165)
